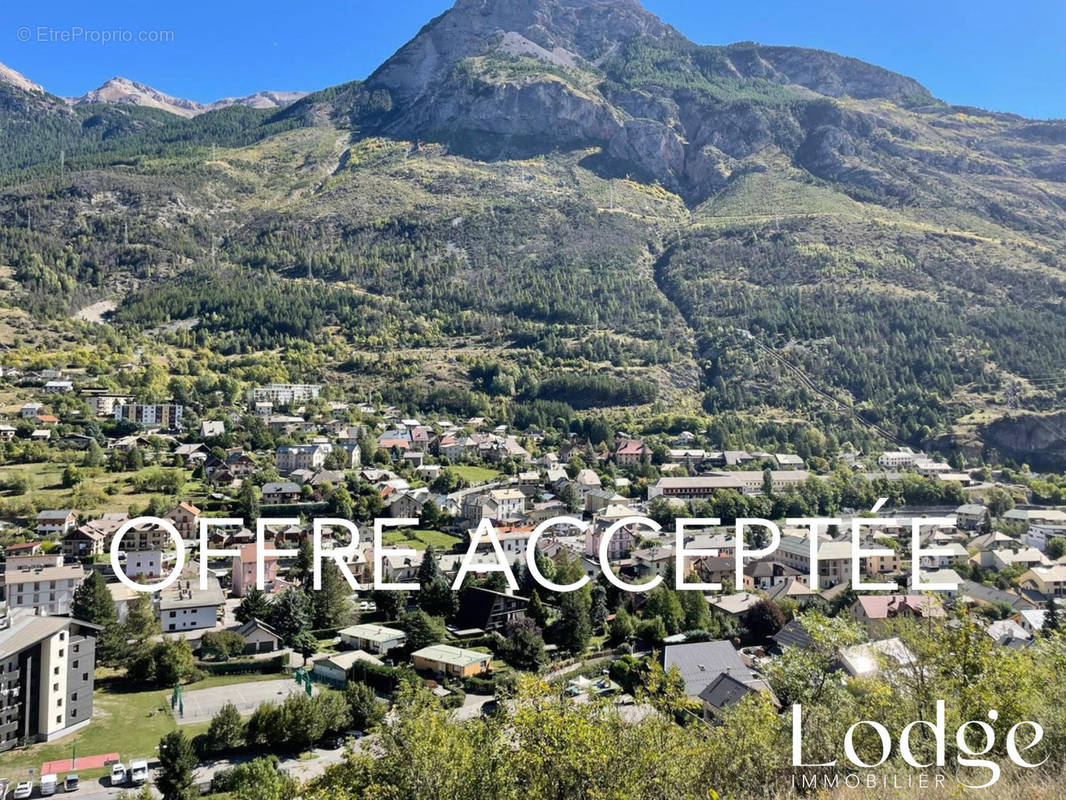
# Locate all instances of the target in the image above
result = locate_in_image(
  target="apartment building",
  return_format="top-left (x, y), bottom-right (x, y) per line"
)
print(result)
top-left (0, 607), bottom-right (98, 752)
top-left (275, 444), bottom-right (332, 474)
top-left (113, 402), bottom-right (184, 430)
top-left (647, 471), bottom-right (809, 501)
top-left (3, 559), bottom-right (86, 616)
top-left (247, 384), bottom-right (321, 406)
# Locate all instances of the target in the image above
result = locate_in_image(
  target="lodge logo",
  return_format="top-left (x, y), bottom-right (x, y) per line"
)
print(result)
top-left (791, 701), bottom-right (1047, 789)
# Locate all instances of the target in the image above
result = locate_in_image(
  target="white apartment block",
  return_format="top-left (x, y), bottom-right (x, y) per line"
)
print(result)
top-left (3, 562), bottom-right (86, 616)
top-left (248, 384), bottom-right (321, 406)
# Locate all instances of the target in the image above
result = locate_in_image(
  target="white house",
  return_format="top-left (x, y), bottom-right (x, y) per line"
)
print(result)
top-left (338, 623), bottom-right (407, 654)
top-left (159, 576), bottom-right (225, 633)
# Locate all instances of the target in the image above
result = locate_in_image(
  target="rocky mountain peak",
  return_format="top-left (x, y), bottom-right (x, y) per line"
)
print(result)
top-left (75, 77), bottom-right (204, 117)
top-left (368, 0), bottom-right (685, 104)
top-left (0, 61), bottom-right (44, 94)
top-left (73, 78), bottom-right (307, 118)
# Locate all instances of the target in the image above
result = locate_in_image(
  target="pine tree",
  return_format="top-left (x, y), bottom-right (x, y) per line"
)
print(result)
top-left (1046, 597), bottom-right (1061, 635)
top-left (235, 587), bottom-right (273, 624)
top-left (417, 544), bottom-right (442, 588)
top-left (269, 588), bottom-right (312, 644)
top-left (72, 571), bottom-right (124, 663)
top-left (589, 583), bottom-right (608, 632)
top-left (72, 570), bottom-right (115, 624)
top-left (421, 574), bottom-right (458, 618)
top-left (125, 592), bottom-right (162, 645)
top-left (312, 562), bottom-right (354, 628)
top-left (556, 588), bottom-right (592, 654)
top-left (157, 730), bottom-right (197, 800)
top-left (527, 590), bottom-right (548, 628)
top-left (291, 538), bottom-right (314, 586)
top-left (238, 479), bottom-right (260, 522)
top-left (609, 606), bottom-right (635, 645)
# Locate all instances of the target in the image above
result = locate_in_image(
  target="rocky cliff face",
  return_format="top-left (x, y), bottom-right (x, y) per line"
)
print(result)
top-left (347, 0), bottom-right (942, 202)
top-left (982, 413), bottom-right (1066, 470)
top-left (0, 61), bottom-right (43, 94)
top-left (367, 0), bottom-right (683, 105)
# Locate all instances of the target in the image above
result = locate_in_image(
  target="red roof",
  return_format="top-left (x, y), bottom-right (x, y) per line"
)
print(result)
top-left (4, 541), bottom-right (41, 552)
top-left (616, 439), bottom-right (648, 455)
top-left (237, 543), bottom-right (282, 563)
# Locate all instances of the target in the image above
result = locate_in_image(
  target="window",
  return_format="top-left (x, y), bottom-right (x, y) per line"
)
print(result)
top-left (72, 660), bottom-right (78, 669)
top-left (56, 698), bottom-right (62, 708)
top-left (58, 649), bottom-right (64, 658)
top-left (53, 667), bottom-right (59, 676)
top-left (56, 715), bottom-right (62, 724)
top-left (53, 683), bottom-right (59, 691)
top-left (70, 693), bottom-right (77, 701)
top-left (59, 632), bottom-right (65, 641)
top-left (82, 673), bottom-right (88, 681)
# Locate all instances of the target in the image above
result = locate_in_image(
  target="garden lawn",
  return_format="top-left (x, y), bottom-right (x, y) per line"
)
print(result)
top-left (380, 528), bottom-right (462, 552)
top-left (445, 465), bottom-right (500, 485)
top-left (0, 672), bottom-right (281, 782)
top-left (0, 462), bottom-right (204, 515)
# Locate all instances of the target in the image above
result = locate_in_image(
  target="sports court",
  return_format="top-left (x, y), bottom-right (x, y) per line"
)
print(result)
top-left (173, 679), bottom-right (317, 724)
top-left (42, 752), bottom-right (119, 773)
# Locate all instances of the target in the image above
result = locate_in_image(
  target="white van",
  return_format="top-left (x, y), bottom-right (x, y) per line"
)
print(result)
top-left (129, 760), bottom-right (149, 786)
top-left (39, 774), bottom-right (57, 796)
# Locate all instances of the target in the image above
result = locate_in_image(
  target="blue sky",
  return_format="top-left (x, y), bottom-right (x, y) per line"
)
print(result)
top-left (2, 0), bottom-right (1064, 118)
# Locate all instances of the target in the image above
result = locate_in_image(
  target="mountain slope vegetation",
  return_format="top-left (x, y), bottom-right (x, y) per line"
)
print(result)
top-left (2, 0), bottom-right (1066, 460)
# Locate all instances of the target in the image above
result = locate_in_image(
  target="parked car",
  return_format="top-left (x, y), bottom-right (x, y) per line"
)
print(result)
top-left (110, 763), bottom-right (127, 786)
top-left (40, 774), bottom-right (57, 796)
top-left (0, 777), bottom-right (10, 800)
top-left (321, 734), bottom-right (346, 749)
top-left (63, 774), bottom-right (79, 792)
top-left (12, 782), bottom-right (31, 800)
top-left (129, 760), bottom-right (149, 786)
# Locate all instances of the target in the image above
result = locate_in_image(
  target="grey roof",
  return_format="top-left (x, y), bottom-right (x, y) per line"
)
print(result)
top-left (160, 575), bottom-right (225, 610)
top-left (233, 617), bottom-right (280, 639)
top-left (37, 509), bottom-right (75, 520)
top-left (262, 481), bottom-right (300, 494)
top-left (661, 640), bottom-right (751, 698)
top-left (0, 610), bottom-right (100, 654)
top-left (698, 672), bottom-right (773, 713)
top-left (960, 580), bottom-right (1037, 610)
top-left (772, 618), bottom-right (813, 651)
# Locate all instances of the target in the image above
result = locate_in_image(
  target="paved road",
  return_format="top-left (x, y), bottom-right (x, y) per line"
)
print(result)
top-left (71, 739), bottom-right (367, 800)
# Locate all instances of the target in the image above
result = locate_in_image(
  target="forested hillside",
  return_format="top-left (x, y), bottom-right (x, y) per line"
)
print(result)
top-left (2, 0), bottom-right (1066, 460)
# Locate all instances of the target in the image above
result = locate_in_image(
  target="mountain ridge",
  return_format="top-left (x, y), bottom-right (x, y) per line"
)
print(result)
top-left (71, 76), bottom-right (308, 117)
top-left (0, 61), bottom-right (43, 94)
top-left (1, 0), bottom-right (1066, 461)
